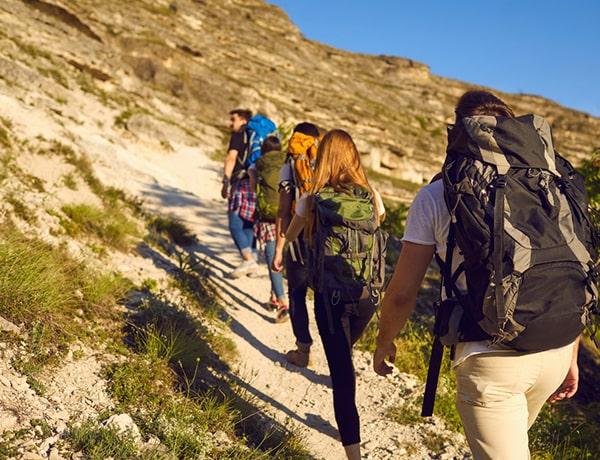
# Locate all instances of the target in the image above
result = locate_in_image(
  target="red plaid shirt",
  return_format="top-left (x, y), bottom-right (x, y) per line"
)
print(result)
top-left (229, 178), bottom-right (256, 222)
top-left (254, 220), bottom-right (277, 245)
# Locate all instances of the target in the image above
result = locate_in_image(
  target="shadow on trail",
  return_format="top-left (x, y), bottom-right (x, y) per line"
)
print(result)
top-left (227, 371), bottom-right (339, 442)
top-left (226, 315), bottom-right (331, 388)
top-left (139, 181), bottom-right (235, 265)
top-left (132, 172), bottom-right (339, 452)
top-left (142, 182), bottom-right (203, 208)
top-left (119, 286), bottom-right (328, 457)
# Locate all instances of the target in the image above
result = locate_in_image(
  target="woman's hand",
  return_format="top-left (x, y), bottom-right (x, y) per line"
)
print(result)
top-left (272, 250), bottom-right (284, 273)
top-left (373, 342), bottom-right (396, 376)
top-left (549, 342), bottom-right (579, 403)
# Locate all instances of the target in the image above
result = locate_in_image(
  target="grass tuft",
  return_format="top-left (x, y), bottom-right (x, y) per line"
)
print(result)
top-left (61, 203), bottom-right (140, 251)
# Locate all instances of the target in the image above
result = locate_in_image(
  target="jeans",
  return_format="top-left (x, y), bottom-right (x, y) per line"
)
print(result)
top-left (264, 239), bottom-right (285, 300)
top-left (314, 291), bottom-right (377, 446)
top-left (228, 209), bottom-right (254, 257)
top-left (285, 240), bottom-right (312, 346)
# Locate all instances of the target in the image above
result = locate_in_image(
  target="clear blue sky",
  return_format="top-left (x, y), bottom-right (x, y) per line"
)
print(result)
top-left (266, 1), bottom-right (600, 117)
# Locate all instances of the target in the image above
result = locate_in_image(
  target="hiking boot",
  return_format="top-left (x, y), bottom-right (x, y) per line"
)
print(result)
top-left (275, 305), bottom-right (289, 323)
top-left (285, 346), bottom-right (311, 367)
top-left (229, 259), bottom-right (259, 279)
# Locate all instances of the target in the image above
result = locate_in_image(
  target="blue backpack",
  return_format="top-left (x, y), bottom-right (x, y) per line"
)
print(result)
top-left (244, 114), bottom-right (279, 168)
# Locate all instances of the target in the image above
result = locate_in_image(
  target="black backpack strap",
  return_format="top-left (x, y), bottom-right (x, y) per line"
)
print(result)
top-left (322, 290), bottom-right (338, 336)
top-left (436, 223), bottom-right (459, 300)
top-left (422, 335), bottom-right (444, 416)
top-left (492, 174), bottom-right (507, 343)
top-left (423, 223), bottom-right (458, 417)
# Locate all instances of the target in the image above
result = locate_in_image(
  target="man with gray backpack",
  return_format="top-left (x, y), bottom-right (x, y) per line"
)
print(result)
top-left (374, 90), bottom-right (598, 460)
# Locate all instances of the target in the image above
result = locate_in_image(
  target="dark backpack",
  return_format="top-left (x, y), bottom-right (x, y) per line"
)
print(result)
top-left (309, 185), bottom-right (388, 306)
top-left (255, 149), bottom-right (285, 220)
top-left (422, 114), bottom-right (599, 416)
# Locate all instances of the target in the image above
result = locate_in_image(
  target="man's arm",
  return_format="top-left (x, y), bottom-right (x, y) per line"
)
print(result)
top-left (221, 148), bottom-right (238, 199)
top-left (373, 241), bottom-right (436, 376)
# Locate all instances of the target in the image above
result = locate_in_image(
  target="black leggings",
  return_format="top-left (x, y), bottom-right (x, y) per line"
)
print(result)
top-left (314, 292), bottom-right (377, 446)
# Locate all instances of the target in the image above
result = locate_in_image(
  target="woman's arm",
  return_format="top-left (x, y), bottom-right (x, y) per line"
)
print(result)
top-left (285, 213), bottom-right (306, 242)
top-left (272, 189), bottom-right (293, 272)
top-left (248, 167), bottom-right (257, 194)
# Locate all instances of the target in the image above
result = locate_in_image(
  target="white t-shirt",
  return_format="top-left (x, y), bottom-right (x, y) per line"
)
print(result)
top-left (403, 180), bottom-right (556, 366)
top-left (403, 179), bottom-right (465, 292)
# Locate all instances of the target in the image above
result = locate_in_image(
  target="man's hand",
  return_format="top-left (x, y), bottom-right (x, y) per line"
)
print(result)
top-left (221, 182), bottom-right (229, 199)
top-left (373, 343), bottom-right (397, 376)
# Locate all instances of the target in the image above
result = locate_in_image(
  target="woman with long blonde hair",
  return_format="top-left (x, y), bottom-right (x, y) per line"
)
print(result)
top-left (286, 129), bottom-right (385, 460)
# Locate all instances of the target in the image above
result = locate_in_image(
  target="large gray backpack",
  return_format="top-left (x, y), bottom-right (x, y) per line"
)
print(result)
top-left (423, 114), bottom-right (598, 416)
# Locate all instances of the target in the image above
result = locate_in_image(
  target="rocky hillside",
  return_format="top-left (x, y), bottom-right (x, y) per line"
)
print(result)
top-left (2, 0), bottom-right (598, 197)
top-left (1, 0), bottom-right (599, 458)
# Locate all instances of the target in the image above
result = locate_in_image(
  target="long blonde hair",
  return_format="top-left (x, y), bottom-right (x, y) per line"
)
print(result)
top-left (304, 129), bottom-right (379, 242)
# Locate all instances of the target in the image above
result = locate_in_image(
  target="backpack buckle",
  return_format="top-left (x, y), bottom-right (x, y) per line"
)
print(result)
top-left (330, 290), bottom-right (341, 306)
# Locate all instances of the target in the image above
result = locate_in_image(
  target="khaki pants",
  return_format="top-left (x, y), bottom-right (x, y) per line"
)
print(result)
top-left (454, 344), bottom-right (573, 460)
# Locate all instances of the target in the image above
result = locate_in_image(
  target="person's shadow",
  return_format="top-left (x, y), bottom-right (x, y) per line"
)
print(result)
top-left (133, 172), bottom-right (338, 441)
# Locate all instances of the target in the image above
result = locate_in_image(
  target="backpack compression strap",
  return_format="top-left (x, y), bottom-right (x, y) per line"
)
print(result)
top-left (491, 173), bottom-right (507, 344)
top-left (422, 224), bottom-right (457, 417)
top-left (422, 336), bottom-right (443, 417)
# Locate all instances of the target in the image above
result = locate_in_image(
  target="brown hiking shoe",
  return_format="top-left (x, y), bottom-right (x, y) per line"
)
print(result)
top-left (284, 348), bottom-right (311, 367)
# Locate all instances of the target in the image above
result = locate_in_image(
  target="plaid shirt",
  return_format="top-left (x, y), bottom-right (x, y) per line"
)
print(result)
top-left (254, 220), bottom-right (277, 245)
top-left (229, 178), bottom-right (256, 222)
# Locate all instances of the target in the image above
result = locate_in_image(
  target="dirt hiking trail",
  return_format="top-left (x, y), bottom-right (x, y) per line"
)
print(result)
top-left (98, 142), bottom-right (470, 460)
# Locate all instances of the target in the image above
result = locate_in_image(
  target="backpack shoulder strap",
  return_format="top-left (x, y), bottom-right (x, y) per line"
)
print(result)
top-left (286, 155), bottom-right (302, 209)
top-left (430, 171), bottom-right (443, 184)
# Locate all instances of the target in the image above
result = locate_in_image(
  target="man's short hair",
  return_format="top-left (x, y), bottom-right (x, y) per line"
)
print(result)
top-left (230, 109), bottom-right (252, 121)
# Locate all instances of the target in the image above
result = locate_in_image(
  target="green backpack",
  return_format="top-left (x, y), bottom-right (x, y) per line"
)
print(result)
top-left (309, 185), bottom-right (388, 304)
top-left (254, 149), bottom-right (286, 220)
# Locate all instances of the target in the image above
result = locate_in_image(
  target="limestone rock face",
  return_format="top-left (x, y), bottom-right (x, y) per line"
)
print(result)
top-left (1, 0), bottom-right (598, 194)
